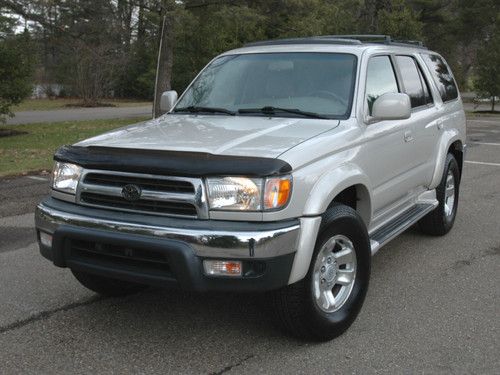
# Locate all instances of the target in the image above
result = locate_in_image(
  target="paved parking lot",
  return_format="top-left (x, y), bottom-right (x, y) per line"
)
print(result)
top-left (0, 116), bottom-right (499, 374)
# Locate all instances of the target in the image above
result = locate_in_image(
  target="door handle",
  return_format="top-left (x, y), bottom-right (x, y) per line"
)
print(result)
top-left (404, 130), bottom-right (414, 143)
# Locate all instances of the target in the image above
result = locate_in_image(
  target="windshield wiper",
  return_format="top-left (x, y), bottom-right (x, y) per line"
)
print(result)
top-left (238, 106), bottom-right (329, 119)
top-left (173, 106), bottom-right (236, 115)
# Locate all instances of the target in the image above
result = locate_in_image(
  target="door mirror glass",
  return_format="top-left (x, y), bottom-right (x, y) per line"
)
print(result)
top-left (371, 93), bottom-right (411, 121)
top-left (160, 90), bottom-right (178, 112)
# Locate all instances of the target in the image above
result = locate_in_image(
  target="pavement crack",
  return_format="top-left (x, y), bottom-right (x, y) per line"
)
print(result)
top-left (0, 295), bottom-right (104, 334)
top-left (209, 355), bottom-right (255, 375)
top-left (451, 246), bottom-right (499, 271)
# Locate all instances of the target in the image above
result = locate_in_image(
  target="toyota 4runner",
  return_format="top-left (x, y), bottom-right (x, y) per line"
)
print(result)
top-left (35, 35), bottom-right (466, 341)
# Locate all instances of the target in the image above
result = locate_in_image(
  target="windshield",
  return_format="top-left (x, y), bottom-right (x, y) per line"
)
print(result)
top-left (174, 53), bottom-right (357, 118)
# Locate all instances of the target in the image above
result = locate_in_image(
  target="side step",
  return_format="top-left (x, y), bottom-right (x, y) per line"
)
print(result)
top-left (370, 203), bottom-right (437, 255)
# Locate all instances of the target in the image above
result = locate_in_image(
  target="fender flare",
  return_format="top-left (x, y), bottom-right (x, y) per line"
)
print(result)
top-left (429, 130), bottom-right (463, 189)
top-left (303, 163), bottom-right (372, 226)
top-left (288, 164), bottom-right (372, 284)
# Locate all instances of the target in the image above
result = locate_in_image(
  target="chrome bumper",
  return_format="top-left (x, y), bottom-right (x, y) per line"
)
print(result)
top-left (35, 201), bottom-right (300, 259)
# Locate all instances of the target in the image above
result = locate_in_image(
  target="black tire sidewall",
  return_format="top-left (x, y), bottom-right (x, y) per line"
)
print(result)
top-left (304, 205), bottom-right (371, 338)
top-left (438, 154), bottom-right (460, 230)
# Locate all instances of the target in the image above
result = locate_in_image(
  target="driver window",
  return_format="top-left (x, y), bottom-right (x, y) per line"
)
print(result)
top-left (365, 56), bottom-right (399, 115)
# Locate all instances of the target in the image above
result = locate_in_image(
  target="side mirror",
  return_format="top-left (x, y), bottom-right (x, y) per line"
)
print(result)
top-left (160, 90), bottom-right (178, 113)
top-left (371, 93), bottom-right (411, 121)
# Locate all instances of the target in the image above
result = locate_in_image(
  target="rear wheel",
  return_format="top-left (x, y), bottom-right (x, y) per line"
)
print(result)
top-left (419, 153), bottom-right (460, 236)
top-left (71, 269), bottom-right (147, 297)
top-left (272, 204), bottom-right (371, 341)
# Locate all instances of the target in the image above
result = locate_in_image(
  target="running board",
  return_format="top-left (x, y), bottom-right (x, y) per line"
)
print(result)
top-left (370, 202), bottom-right (438, 255)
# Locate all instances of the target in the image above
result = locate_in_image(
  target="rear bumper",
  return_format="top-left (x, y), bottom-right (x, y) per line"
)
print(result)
top-left (35, 198), bottom-right (300, 292)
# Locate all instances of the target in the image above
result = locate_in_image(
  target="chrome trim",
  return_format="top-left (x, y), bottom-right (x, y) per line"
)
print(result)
top-left (74, 169), bottom-right (209, 219)
top-left (35, 203), bottom-right (300, 259)
top-left (51, 189), bottom-right (76, 203)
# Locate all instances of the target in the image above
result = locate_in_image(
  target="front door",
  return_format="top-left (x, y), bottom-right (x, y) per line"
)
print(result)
top-left (359, 55), bottom-right (417, 219)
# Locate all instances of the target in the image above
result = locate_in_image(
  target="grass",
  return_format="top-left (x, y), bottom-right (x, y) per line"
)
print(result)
top-left (0, 117), bottom-right (149, 177)
top-left (13, 98), bottom-right (152, 111)
top-left (465, 110), bottom-right (500, 117)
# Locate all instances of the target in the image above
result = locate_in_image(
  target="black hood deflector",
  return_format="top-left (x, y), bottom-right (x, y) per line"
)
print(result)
top-left (54, 145), bottom-right (292, 177)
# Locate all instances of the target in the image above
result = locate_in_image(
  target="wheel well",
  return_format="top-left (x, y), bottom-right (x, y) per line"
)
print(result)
top-left (328, 184), bottom-right (371, 226)
top-left (449, 141), bottom-right (464, 179)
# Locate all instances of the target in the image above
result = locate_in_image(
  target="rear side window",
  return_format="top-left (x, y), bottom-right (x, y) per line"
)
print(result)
top-left (417, 65), bottom-right (433, 105)
top-left (421, 54), bottom-right (458, 102)
top-left (365, 56), bottom-right (399, 115)
top-left (395, 55), bottom-right (428, 108)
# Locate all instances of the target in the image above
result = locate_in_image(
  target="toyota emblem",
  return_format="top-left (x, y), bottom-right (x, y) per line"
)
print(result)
top-left (121, 184), bottom-right (142, 201)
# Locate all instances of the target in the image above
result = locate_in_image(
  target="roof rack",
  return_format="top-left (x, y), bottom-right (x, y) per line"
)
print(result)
top-left (245, 37), bottom-right (362, 47)
top-left (333, 35), bottom-right (426, 48)
top-left (244, 35), bottom-right (427, 49)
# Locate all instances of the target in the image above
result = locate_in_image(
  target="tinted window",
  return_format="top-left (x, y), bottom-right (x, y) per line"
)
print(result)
top-left (417, 64), bottom-right (433, 105)
top-left (395, 56), bottom-right (427, 108)
top-left (175, 53), bottom-right (357, 118)
top-left (421, 54), bottom-right (458, 102)
top-left (365, 56), bottom-right (399, 115)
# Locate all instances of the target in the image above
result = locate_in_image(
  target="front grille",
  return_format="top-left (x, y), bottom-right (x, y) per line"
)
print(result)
top-left (80, 192), bottom-right (197, 216)
top-left (84, 173), bottom-right (195, 194)
top-left (69, 239), bottom-right (172, 277)
top-left (76, 170), bottom-right (207, 218)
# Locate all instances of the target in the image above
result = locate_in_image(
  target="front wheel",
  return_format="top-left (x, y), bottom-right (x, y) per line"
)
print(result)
top-left (272, 204), bottom-right (371, 341)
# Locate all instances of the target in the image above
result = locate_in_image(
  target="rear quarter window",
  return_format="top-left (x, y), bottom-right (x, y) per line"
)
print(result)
top-left (421, 54), bottom-right (458, 102)
top-left (395, 55), bottom-right (427, 108)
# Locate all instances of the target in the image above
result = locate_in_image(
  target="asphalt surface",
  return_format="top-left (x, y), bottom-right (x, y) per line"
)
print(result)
top-left (0, 116), bottom-right (499, 374)
top-left (6, 105), bottom-right (152, 125)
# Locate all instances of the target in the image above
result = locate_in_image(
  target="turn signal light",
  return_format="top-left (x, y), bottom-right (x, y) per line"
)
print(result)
top-left (264, 177), bottom-right (292, 210)
top-left (203, 260), bottom-right (242, 277)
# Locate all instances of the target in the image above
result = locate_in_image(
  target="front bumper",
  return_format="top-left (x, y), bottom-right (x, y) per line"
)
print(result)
top-left (35, 198), bottom-right (300, 292)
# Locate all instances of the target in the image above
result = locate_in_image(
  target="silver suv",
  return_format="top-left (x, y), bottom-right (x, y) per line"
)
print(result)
top-left (36, 35), bottom-right (466, 341)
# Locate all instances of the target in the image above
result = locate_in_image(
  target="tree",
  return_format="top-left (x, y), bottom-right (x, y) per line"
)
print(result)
top-left (376, 0), bottom-right (422, 39)
top-left (2, 0), bottom-right (499, 105)
top-left (0, 30), bottom-right (34, 122)
top-left (475, 24), bottom-right (500, 112)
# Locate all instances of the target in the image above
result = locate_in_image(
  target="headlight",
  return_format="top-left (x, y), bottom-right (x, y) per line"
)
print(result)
top-left (207, 175), bottom-right (292, 211)
top-left (51, 162), bottom-right (82, 194)
top-left (207, 177), bottom-right (262, 211)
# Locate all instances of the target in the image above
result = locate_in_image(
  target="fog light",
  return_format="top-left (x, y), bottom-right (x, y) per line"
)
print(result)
top-left (39, 231), bottom-right (53, 248)
top-left (203, 260), bottom-right (242, 277)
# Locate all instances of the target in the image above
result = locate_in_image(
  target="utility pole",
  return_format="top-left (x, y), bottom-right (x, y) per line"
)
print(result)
top-left (153, 1), bottom-right (174, 118)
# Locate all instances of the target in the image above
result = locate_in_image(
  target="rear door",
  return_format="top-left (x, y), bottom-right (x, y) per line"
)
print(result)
top-left (393, 55), bottom-right (438, 187)
top-left (420, 53), bottom-right (462, 167)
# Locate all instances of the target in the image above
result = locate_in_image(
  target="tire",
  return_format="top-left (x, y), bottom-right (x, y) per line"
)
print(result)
top-left (419, 153), bottom-right (460, 236)
top-left (71, 269), bottom-right (147, 297)
top-left (271, 203), bottom-right (371, 341)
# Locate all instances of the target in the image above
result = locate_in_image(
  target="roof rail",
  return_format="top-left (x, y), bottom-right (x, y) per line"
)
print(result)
top-left (319, 35), bottom-right (427, 48)
top-left (324, 35), bottom-right (391, 42)
top-left (244, 37), bottom-right (362, 47)
top-left (244, 35), bottom-right (427, 49)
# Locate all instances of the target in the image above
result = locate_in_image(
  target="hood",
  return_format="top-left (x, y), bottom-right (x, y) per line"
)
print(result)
top-left (76, 114), bottom-right (340, 158)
